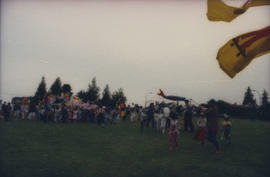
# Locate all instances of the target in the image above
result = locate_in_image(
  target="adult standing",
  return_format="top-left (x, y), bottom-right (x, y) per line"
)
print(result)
top-left (147, 103), bottom-right (155, 128)
top-left (163, 105), bottom-right (171, 132)
top-left (205, 99), bottom-right (222, 153)
top-left (110, 108), bottom-right (118, 124)
top-left (21, 104), bottom-right (28, 119)
top-left (139, 108), bottom-right (147, 132)
top-left (184, 100), bottom-right (194, 132)
top-left (28, 102), bottom-right (36, 120)
top-left (13, 103), bottom-right (21, 119)
top-left (2, 102), bottom-right (9, 121)
top-left (168, 113), bottom-right (179, 150)
top-left (125, 105), bottom-right (131, 121)
top-left (61, 104), bottom-right (68, 123)
top-left (97, 106), bottom-right (105, 127)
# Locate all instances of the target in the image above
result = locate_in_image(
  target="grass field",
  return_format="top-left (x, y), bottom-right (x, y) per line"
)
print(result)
top-left (1, 118), bottom-right (270, 177)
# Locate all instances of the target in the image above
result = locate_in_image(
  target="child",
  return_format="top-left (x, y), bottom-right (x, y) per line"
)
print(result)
top-left (193, 113), bottom-right (207, 145)
top-left (168, 114), bottom-right (179, 150)
top-left (222, 114), bottom-right (232, 144)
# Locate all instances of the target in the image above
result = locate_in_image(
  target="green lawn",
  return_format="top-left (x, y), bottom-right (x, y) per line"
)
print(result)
top-left (0, 118), bottom-right (270, 177)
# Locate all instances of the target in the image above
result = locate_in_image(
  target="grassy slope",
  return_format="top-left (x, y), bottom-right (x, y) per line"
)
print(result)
top-left (0, 118), bottom-right (270, 177)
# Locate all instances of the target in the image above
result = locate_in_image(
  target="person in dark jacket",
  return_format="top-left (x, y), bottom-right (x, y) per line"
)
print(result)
top-left (205, 99), bottom-right (222, 153)
top-left (184, 100), bottom-right (194, 132)
top-left (97, 106), bottom-right (105, 127)
top-left (147, 103), bottom-right (155, 128)
top-left (2, 102), bottom-right (11, 121)
top-left (61, 104), bottom-right (68, 123)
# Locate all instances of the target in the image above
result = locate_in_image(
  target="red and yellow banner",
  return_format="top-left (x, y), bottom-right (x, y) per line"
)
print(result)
top-left (217, 26), bottom-right (270, 78)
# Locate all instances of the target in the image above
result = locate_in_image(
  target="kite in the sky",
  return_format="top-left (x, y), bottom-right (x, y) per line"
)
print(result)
top-left (217, 26), bottom-right (270, 78)
top-left (207, 0), bottom-right (270, 22)
top-left (207, 0), bottom-right (270, 78)
top-left (157, 89), bottom-right (186, 101)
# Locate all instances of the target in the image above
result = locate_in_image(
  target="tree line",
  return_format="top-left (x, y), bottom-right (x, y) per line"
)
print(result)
top-left (29, 76), bottom-right (126, 108)
top-left (215, 86), bottom-right (270, 121)
top-left (12, 77), bottom-right (270, 120)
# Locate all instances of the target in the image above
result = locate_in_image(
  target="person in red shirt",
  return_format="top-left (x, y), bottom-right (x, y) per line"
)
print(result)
top-left (168, 110), bottom-right (179, 150)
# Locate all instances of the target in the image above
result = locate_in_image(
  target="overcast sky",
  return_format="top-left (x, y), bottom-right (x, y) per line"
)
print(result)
top-left (1, 0), bottom-right (270, 105)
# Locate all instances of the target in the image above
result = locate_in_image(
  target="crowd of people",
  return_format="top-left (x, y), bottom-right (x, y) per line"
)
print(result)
top-left (0, 99), bottom-right (232, 153)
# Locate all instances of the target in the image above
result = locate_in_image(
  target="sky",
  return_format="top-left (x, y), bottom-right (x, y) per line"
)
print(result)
top-left (1, 0), bottom-right (270, 106)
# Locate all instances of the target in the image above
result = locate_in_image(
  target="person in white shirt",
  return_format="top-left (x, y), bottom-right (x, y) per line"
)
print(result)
top-left (139, 108), bottom-right (147, 132)
top-left (154, 110), bottom-right (163, 132)
top-left (193, 113), bottom-right (207, 145)
top-left (162, 106), bottom-right (171, 133)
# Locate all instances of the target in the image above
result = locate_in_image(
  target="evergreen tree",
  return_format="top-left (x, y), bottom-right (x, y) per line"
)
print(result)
top-left (111, 88), bottom-right (127, 107)
top-left (50, 77), bottom-right (62, 96)
top-left (262, 90), bottom-right (269, 106)
top-left (259, 90), bottom-right (270, 120)
top-left (62, 84), bottom-right (73, 96)
top-left (101, 84), bottom-right (112, 107)
top-left (34, 76), bottom-right (47, 102)
top-left (77, 90), bottom-right (87, 103)
top-left (243, 87), bottom-right (256, 106)
top-left (86, 77), bottom-right (100, 102)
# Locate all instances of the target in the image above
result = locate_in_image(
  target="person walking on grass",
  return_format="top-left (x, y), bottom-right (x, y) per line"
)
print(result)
top-left (205, 100), bottom-right (222, 153)
top-left (193, 112), bottom-right (207, 145)
top-left (221, 114), bottom-right (232, 145)
top-left (168, 111), bottom-right (179, 151)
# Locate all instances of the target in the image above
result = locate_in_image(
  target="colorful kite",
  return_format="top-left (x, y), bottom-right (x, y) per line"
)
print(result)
top-left (207, 0), bottom-right (270, 78)
top-left (207, 0), bottom-right (270, 22)
top-left (157, 89), bottom-right (186, 101)
top-left (217, 26), bottom-right (270, 78)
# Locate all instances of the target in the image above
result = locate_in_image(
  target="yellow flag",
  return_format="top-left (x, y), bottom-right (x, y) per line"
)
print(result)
top-left (217, 26), bottom-right (270, 78)
top-left (207, 0), bottom-right (270, 22)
